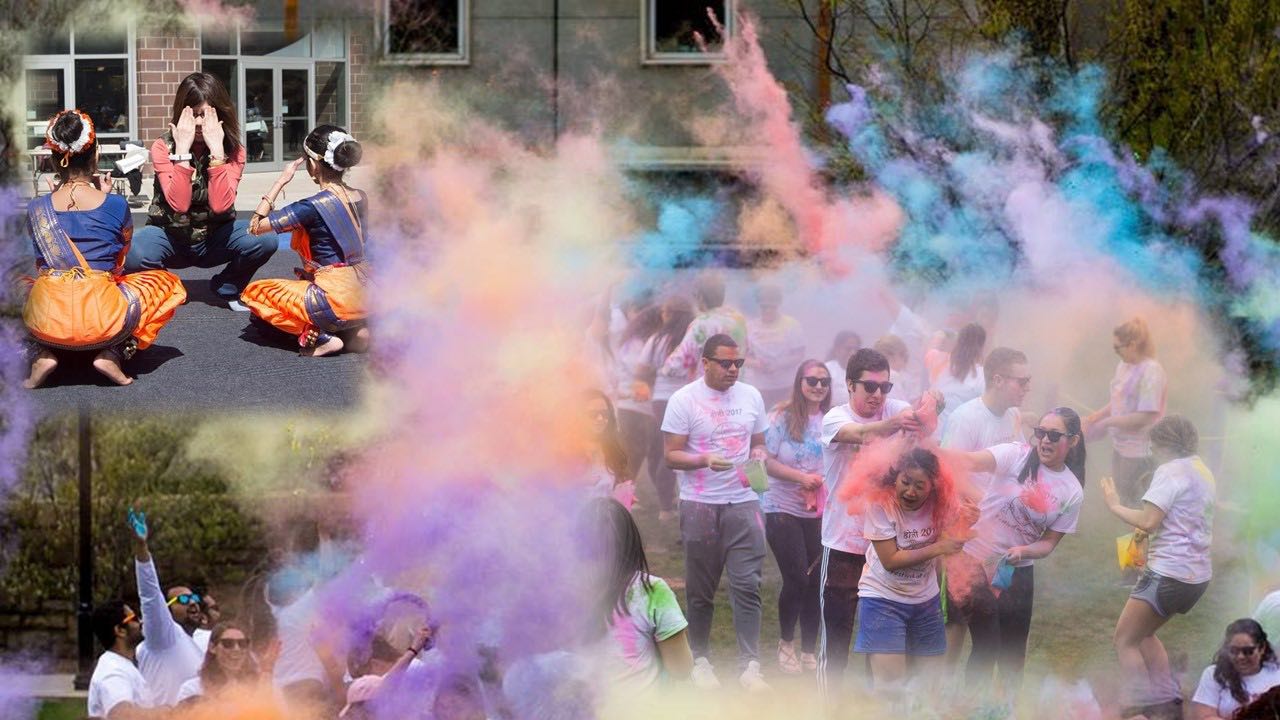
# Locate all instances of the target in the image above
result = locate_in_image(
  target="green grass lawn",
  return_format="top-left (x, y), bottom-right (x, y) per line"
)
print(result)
top-left (36, 699), bottom-right (81, 720)
top-left (631, 453), bottom-right (1254, 709)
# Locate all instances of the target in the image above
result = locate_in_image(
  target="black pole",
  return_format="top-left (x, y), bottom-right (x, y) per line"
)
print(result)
top-left (73, 405), bottom-right (93, 691)
top-left (551, 0), bottom-right (559, 141)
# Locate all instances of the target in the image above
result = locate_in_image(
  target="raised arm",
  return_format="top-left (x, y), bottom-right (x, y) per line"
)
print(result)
top-left (1100, 477), bottom-right (1167, 534)
top-left (250, 158), bottom-right (304, 236)
top-left (130, 509), bottom-right (178, 652)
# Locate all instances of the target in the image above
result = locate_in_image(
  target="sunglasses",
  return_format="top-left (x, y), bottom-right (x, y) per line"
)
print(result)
top-left (705, 358), bottom-right (745, 370)
top-left (167, 593), bottom-right (202, 607)
top-left (997, 375), bottom-right (1032, 389)
top-left (1228, 645), bottom-right (1260, 657)
top-left (118, 611), bottom-right (138, 627)
top-left (802, 377), bottom-right (831, 388)
top-left (1032, 427), bottom-right (1072, 443)
top-left (218, 638), bottom-right (250, 650)
top-left (852, 380), bottom-right (894, 395)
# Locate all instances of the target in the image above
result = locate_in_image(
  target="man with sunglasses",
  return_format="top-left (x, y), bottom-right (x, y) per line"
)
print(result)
top-left (129, 509), bottom-right (206, 706)
top-left (940, 347), bottom-right (1030, 485)
top-left (88, 600), bottom-right (167, 719)
top-left (817, 348), bottom-right (924, 694)
top-left (662, 334), bottom-right (770, 691)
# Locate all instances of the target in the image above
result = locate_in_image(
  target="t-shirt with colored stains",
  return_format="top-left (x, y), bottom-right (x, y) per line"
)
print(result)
top-left (1143, 456), bottom-right (1215, 584)
top-left (661, 379), bottom-right (768, 504)
top-left (1108, 358), bottom-right (1168, 458)
top-left (963, 443), bottom-right (1083, 570)
top-left (859, 498), bottom-right (940, 603)
top-left (746, 314), bottom-right (805, 392)
top-left (762, 409), bottom-right (824, 518)
top-left (1192, 662), bottom-right (1280, 719)
top-left (819, 399), bottom-right (912, 554)
top-left (656, 306), bottom-right (749, 390)
top-left (600, 574), bottom-right (689, 692)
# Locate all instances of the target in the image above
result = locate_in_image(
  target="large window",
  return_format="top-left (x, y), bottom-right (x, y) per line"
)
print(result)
top-left (643, 0), bottom-right (732, 64)
top-left (22, 20), bottom-right (134, 148)
top-left (383, 0), bottom-right (469, 65)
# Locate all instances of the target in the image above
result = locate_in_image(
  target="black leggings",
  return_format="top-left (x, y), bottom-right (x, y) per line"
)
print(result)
top-left (764, 512), bottom-right (823, 652)
top-left (648, 399), bottom-right (678, 512)
top-left (964, 563), bottom-right (1035, 690)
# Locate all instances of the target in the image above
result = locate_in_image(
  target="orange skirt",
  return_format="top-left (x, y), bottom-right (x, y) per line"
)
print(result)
top-left (240, 264), bottom-right (367, 338)
top-left (21, 269), bottom-right (186, 351)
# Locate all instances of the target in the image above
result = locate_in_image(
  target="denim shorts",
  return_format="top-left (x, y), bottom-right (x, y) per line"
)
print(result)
top-left (853, 594), bottom-right (947, 656)
top-left (1130, 569), bottom-right (1208, 618)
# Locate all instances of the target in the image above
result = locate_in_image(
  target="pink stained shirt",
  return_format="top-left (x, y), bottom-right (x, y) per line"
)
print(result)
top-left (149, 138), bottom-right (246, 214)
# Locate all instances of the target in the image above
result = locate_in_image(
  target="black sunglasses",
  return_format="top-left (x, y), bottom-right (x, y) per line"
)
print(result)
top-left (705, 358), bottom-right (745, 370)
top-left (802, 376), bottom-right (831, 388)
top-left (1228, 645), bottom-right (1260, 657)
top-left (852, 380), bottom-right (893, 395)
top-left (217, 638), bottom-right (250, 650)
top-left (1032, 427), bottom-right (1072, 443)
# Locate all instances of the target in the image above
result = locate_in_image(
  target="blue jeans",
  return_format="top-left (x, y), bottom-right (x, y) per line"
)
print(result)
top-left (854, 594), bottom-right (946, 656)
top-left (124, 221), bottom-right (279, 300)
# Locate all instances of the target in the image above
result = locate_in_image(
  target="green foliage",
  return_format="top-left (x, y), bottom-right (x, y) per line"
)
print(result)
top-left (0, 415), bottom-right (266, 610)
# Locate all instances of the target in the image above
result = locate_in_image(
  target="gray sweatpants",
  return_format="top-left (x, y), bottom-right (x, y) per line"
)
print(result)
top-left (680, 498), bottom-right (767, 669)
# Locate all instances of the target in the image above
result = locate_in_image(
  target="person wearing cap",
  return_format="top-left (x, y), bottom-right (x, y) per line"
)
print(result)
top-left (240, 124), bottom-right (370, 357)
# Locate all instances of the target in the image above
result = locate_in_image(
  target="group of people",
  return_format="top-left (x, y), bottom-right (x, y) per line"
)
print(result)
top-left (20, 71), bottom-right (370, 389)
top-left (579, 276), bottom-right (1276, 718)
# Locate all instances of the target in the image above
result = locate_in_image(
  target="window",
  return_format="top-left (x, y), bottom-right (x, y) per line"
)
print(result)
top-left (643, 0), bottom-right (732, 64)
top-left (22, 21), bottom-right (135, 147)
top-left (383, 0), bottom-right (469, 65)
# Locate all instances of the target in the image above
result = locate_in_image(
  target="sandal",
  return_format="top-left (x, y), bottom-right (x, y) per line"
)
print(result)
top-left (777, 640), bottom-right (801, 674)
top-left (800, 652), bottom-right (817, 671)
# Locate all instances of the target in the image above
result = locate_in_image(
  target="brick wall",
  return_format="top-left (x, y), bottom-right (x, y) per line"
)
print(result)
top-left (135, 31), bottom-right (201, 147)
top-left (349, 19), bottom-right (374, 138)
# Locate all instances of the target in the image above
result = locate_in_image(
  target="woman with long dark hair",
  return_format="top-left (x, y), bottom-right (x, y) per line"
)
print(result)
top-left (932, 323), bottom-right (986, 434)
top-left (641, 295), bottom-right (695, 520)
top-left (176, 621), bottom-right (277, 704)
top-left (580, 498), bottom-right (692, 691)
top-left (241, 124), bottom-right (369, 356)
top-left (944, 407), bottom-right (1086, 697)
top-left (21, 109), bottom-right (187, 388)
top-left (584, 389), bottom-right (634, 507)
top-left (125, 72), bottom-right (279, 309)
top-left (1192, 619), bottom-right (1280, 720)
top-left (1104, 415), bottom-right (1216, 720)
top-left (762, 359), bottom-right (831, 674)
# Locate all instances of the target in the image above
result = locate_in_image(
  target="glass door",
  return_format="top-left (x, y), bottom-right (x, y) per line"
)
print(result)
top-left (242, 62), bottom-right (312, 171)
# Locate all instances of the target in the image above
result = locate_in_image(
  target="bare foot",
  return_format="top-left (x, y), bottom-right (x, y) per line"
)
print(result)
top-left (302, 335), bottom-right (344, 357)
top-left (345, 327), bottom-right (371, 353)
top-left (23, 350), bottom-right (58, 389)
top-left (92, 351), bottom-right (133, 386)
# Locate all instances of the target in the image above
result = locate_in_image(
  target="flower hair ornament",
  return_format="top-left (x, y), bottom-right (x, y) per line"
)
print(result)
top-left (303, 130), bottom-right (357, 171)
top-left (45, 110), bottom-right (96, 167)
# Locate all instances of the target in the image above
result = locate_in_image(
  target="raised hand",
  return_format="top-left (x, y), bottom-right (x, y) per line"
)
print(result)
top-left (277, 156), bottom-right (305, 186)
top-left (93, 172), bottom-right (112, 193)
top-left (128, 506), bottom-right (148, 542)
top-left (1100, 476), bottom-right (1120, 509)
top-left (203, 106), bottom-right (226, 158)
top-left (171, 106), bottom-right (197, 155)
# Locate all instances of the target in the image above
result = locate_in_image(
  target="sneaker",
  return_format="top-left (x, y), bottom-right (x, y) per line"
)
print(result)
top-left (738, 660), bottom-right (770, 692)
top-left (777, 640), bottom-right (801, 674)
top-left (225, 299), bottom-right (250, 312)
top-left (800, 652), bottom-right (817, 671)
top-left (690, 657), bottom-right (721, 689)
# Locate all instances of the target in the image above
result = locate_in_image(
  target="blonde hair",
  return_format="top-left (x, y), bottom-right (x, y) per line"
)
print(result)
top-left (1150, 415), bottom-right (1198, 457)
top-left (873, 334), bottom-right (909, 365)
top-left (1114, 317), bottom-right (1154, 357)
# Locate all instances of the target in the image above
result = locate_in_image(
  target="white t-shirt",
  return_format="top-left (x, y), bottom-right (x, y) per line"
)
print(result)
top-left (661, 379), bottom-right (768, 504)
top-left (176, 676), bottom-right (204, 704)
top-left (819, 399), bottom-right (912, 554)
top-left (933, 366), bottom-right (985, 434)
top-left (193, 628), bottom-right (211, 654)
top-left (1108, 358), bottom-right (1167, 457)
top-left (271, 588), bottom-right (328, 688)
top-left (88, 650), bottom-right (150, 718)
top-left (1192, 662), bottom-right (1280, 718)
top-left (941, 397), bottom-right (1024, 490)
top-left (598, 574), bottom-right (689, 692)
top-left (826, 360), bottom-right (849, 406)
top-left (1143, 456), bottom-right (1215, 584)
top-left (657, 306), bottom-right (750, 394)
top-left (134, 559), bottom-right (204, 706)
top-left (747, 314), bottom-right (805, 391)
top-left (963, 443), bottom-right (1083, 569)
top-left (859, 499), bottom-right (940, 603)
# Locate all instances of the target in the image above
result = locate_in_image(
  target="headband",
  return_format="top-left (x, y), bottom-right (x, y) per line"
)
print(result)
top-left (45, 110), bottom-right (96, 167)
top-left (304, 130), bottom-right (358, 171)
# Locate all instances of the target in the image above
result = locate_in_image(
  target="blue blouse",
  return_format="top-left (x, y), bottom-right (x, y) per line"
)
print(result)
top-left (30, 194), bottom-right (130, 272)
top-left (268, 193), bottom-right (368, 267)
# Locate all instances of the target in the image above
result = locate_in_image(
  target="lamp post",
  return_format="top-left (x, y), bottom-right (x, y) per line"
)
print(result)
top-left (72, 405), bottom-right (92, 691)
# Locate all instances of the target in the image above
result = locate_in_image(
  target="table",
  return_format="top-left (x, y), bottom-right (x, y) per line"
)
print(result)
top-left (28, 146), bottom-right (131, 196)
